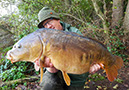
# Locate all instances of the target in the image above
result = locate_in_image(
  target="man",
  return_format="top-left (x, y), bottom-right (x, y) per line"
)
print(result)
top-left (35, 7), bottom-right (103, 90)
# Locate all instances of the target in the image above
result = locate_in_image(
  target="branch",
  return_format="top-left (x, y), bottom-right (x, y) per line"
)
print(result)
top-left (91, 0), bottom-right (109, 31)
top-left (59, 13), bottom-right (87, 25)
top-left (0, 75), bottom-right (40, 87)
top-left (91, 0), bottom-right (106, 21)
top-left (21, 0), bottom-right (43, 9)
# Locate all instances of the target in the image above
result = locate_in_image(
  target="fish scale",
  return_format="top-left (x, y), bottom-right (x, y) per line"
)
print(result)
top-left (6, 28), bottom-right (123, 86)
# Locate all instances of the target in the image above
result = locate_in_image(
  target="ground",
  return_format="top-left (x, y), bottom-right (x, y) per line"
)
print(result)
top-left (15, 62), bottom-right (129, 90)
top-left (85, 63), bottom-right (129, 90)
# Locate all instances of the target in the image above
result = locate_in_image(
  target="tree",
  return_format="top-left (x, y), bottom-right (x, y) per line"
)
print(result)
top-left (111, 0), bottom-right (124, 29)
top-left (0, 25), bottom-right (14, 52)
top-left (123, 0), bottom-right (129, 34)
top-left (91, 0), bottom-right (109, 31)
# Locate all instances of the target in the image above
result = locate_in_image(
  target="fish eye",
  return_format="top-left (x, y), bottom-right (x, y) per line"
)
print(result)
top-left (17, 44), bottom-right (21, 48)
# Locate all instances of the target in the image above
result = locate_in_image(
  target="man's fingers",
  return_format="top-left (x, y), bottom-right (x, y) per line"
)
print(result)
top-left (43, 57), bottom-right (54, 67)
top-left (50, 63), bottom-right (54, 67)
top-left (89, 63), bottom-right (103, 74)
top-left (89, 65), bottom-right (95, 73)
top-left (99, 63), bottom-right (104, 69)
top-left (35, 59), bottom-right (40, 66)
top-left (34, 63), bottom-right (40, 71)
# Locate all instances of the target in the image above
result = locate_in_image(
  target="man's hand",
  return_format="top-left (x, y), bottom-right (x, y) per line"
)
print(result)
top-left (35, 57), bottom-right (103, 74)
top-left (89, 63), bottom-right (104, 74)
top-left (34, 57), bottom-right (58, 73)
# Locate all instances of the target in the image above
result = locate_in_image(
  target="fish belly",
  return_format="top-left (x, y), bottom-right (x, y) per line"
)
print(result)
top-left (49, 49), bottom-right (92, 74)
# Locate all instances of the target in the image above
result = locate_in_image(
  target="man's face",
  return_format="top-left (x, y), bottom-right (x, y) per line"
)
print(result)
top-left (43, 19), bottom-right (63, 30)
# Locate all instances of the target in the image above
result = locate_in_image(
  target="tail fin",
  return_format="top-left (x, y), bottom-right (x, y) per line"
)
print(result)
top-left (105, 56), bottom-right (123, 82)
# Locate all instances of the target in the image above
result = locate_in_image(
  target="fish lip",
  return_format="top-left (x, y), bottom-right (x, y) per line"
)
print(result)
top-left (6, 55), bottom-right (11, 60)
top-left (6, 54), bottom-right (18, 63)
top-left (6, 56), bottom-right (15, 63)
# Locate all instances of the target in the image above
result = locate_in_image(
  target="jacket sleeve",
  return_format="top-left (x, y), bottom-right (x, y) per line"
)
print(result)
top-left (69, 27), bottom-right (83, 35)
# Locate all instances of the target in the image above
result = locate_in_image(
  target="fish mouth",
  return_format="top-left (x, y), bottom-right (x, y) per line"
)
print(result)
top-left (6, 53), bottom-right (18, 64)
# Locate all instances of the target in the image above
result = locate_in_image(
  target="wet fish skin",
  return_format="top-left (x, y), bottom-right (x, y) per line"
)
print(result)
top-left (6, 28), bottom-right (123, 86)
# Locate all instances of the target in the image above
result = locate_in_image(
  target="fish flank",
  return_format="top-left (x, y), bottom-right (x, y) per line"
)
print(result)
top-left (6, 28), bottom-right (124, 85)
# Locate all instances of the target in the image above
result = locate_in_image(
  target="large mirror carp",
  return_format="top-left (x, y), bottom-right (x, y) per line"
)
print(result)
top-left (6, 28), bottom-right (123, 86)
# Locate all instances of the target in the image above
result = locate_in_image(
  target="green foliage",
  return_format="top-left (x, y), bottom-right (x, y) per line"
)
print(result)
top-left (0, 85), bottom-right (9, 90)
top-left (115, 78), bottom-right (124, 83)
top-left (1, 46), bottom-right (12, 53)
top-left (24, 82), bottom-right (27, 86)
top-left (0, 83), bottom-right (18, 90)
top-left (1, 0), bottom-right (95, 38)
top-left (88, 73), bottom-right (106, 81)
top-left (1, 60), bottom-right (26, 81)
top-left (0, 48), bottom-right (36, 81)
top-left (0, 54), bottom-right (36, 89)
top-left (107, 29), bottom-right (127, 61)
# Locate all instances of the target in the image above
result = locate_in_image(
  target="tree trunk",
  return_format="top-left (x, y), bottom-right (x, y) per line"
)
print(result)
top-left (91, 0), bottom-right (109, 31)
top-left (0, 25), bottom-right (15, 52)
top-left (111, 0), bottom-right (124, 29)
top-left (123, 1), bottom-right (129, 34)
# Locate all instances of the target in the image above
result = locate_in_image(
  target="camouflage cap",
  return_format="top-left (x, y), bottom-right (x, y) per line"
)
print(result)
top-left (38, 7), bottom-right (60, 28)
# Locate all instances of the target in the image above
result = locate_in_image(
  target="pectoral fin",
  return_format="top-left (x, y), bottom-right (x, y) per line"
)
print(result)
top-left (40, 67), bottom-right (43, 83)
top-left (39, 59), bottom-right (45, 83)
top-left (62, 71), bottom-right (71, 86)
